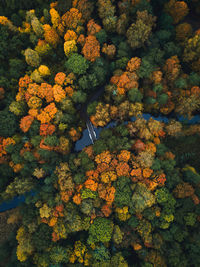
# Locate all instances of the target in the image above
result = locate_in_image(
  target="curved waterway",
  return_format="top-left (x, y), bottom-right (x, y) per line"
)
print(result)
top-left (75, 113), bottom-right (200, 151)
top-left (1, 84), bottom-right (200, 212)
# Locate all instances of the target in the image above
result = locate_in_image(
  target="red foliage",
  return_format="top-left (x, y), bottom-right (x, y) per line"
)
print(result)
top-left (40, 123), bottom-right (56, 136)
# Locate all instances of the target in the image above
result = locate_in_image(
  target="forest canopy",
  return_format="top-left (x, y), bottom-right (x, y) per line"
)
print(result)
top-left (0, 0), bottom-right (200, 266)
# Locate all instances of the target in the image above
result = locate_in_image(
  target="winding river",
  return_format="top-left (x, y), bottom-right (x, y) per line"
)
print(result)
top-left (1, 87), bottom-right (200, 212)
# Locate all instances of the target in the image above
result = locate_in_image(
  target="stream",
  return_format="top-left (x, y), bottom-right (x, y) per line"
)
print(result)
top-left (1, 87), bottom-right (200, 212)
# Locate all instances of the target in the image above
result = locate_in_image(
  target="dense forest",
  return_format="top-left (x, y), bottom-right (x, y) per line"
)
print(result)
top-left (0, 0), bottom-right (200, 266)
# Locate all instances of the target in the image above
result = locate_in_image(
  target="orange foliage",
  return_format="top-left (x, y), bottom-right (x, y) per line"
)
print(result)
top-left (20, 115), bottom-right (34, 133)
top-left (83, 145), bottom-right (94, 159)
top-left (85, 169), bottom-right (99, 180)
top-left (126, 57), bottom-right (141, 72)
top-left (43, 24), bottom-right (60, 47)
top-left (150, 70), bottom-right (163, 84)
top-left (84, 179), bottom-right (98, 191)
top-left (163, 55), bottom-right (181, 81)
top-left (55, 204), bottom-right (64, 212)
top-left (40, 123), bottom-right (56, 136)
top-left (64, 30), bottom-right (77, 41)
top-left (130, 168), bottom-right (142, 177)
top-left (95, 150), bottom-right (112, 164)
top-left (69, 127), bottom-right (80, 141)
top-left (154, 173), bottom-right (166, 186)
top-left (101, 204), bottom-right (112, 217)
top-left (38, 83), bottom-right (54, 103)
top-left (73, 193), bottom-right (82, 205)
top-left (132, 243), bottom-right (142, 251)
top-left (116, 162), bottom-right (130, 177)
top-left (52, 231), bottom-right (59, 242)
top-left (0, 138), bottom-right (15, 157)
top-left (191, 194), bottom-right (200, 205)
top-left (54, 72), bottom-right (66, 85)
top-left (77, 34), bottom-right (85, 46)
top-left (49, 217), bottom-right (57, 227)
top-left (117, 72), bottom-right (130, 88)
top-left (82, 35), bottom-right (100, 62)
top-left (28, 109), bottom-right (38, 118)
top-left (37, 103), bottom-right (57, 123)
top-left (18, 75), bottom-right (32, 88)
top-left (98, 184), bottom-right (115, 204)
top-left (53, 84), bottom-right (66, 102)
top-left (117, 150), bottom-right (131, 162)
top-left (165, 0), bottom-right (189, 24)
top-left (102, 44), bottom-right (116, 59)
top-left (145, 142), bottom-right (156, 153)
top-left (63, 87), bottom-right (73, 98)
top-left (117, 87), bottom-right (125, 95)
top-left (142, 168), bottom-right (153, 178)
top-left (39, 139), bottom-right (53, 151)
top-left (97, 163), bottom-right (110, 173)
top-left (191, 86), bottom-right (200, 96)
top-left (87, 19), bottom-right (101, 35)
top-left (62, 8), bottom-right (82, 29)
top-left (26, 83), bottom-right (39, 96)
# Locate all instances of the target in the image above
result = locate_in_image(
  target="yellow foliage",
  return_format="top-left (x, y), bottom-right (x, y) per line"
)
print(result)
top-left (115, 206), bottom-right (131, 221)
top-left (95, 150), bottom-right (112, 164)
top-left (38, 65), bottom-right (51, 77)
top-left (39, 204), bottom-right (52, 218)
top-left (101, 171), bottom-right (117, 183)
top-left (50, 8), bottom-right (60, 27)
top-left (64, 40), bottom-right (77, 57)
top-left (27, 96), bottom-right (42, 109)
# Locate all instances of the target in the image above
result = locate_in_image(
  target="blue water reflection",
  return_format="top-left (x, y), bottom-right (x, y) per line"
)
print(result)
top-left (1, 113), bottom-right (200, 212)
top-left (75, 113), bottom-right (200, 151)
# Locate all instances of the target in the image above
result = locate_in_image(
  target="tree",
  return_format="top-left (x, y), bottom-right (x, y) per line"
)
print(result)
top-left (65, 53), bottom-right (89, 75)
top-left (24, 48), bottom-right (41, 67)
top-left (0, 109), bottom-right (17, 137)
top-left (165, 0), bottom-right (189, 24)
top-left (88, 217), bottom-right (113, 244)
top-left (126, 10), bottom-right (156, 50)
top-left (82, 35), bottom-right (100, 62)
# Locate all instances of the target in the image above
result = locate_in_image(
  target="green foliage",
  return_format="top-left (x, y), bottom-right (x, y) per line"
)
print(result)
top-left (32, 224), bottom-right (52, 251)
top-left (44, 136), bottom-right (59, 147)
top-left (114, 176), bottom-right (132, 207)
top-left (0, 109), bottom-right (17, 137)
top-left (131, 183), bottom-right (155, 213)
top-left (71, 90), bottom-right (87, 103)
top-left (65, 53), bottom-right (89, 75)
top-left (93, 245), bottom-right (110, 261)
top-left (88, 217), bottom-right (113, 244)
top-left (81, 188), bottom-right (97, 200)
top-left (50, 246), bottom-right (69, 264)
top-left (188, 72), bottom-right (200, 86)
top-left (87, 101), bottom-right (98, 116)
top-left (95, 29), bottom-right (107, 45)
top-left (128, 88), bottom-right (143, 103)
top-left (157, 93), bottom-right (168, 105)
top-left (9, 101), bottom-right (27, 116)
top-left (137, 58), bottom-right (156, 78)
top-left (155, 188), bottom-right (170, 204)
top-left (184, 212), bottom-right (197, 226)
top-left (174, 78), bottom-right (188, 89)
